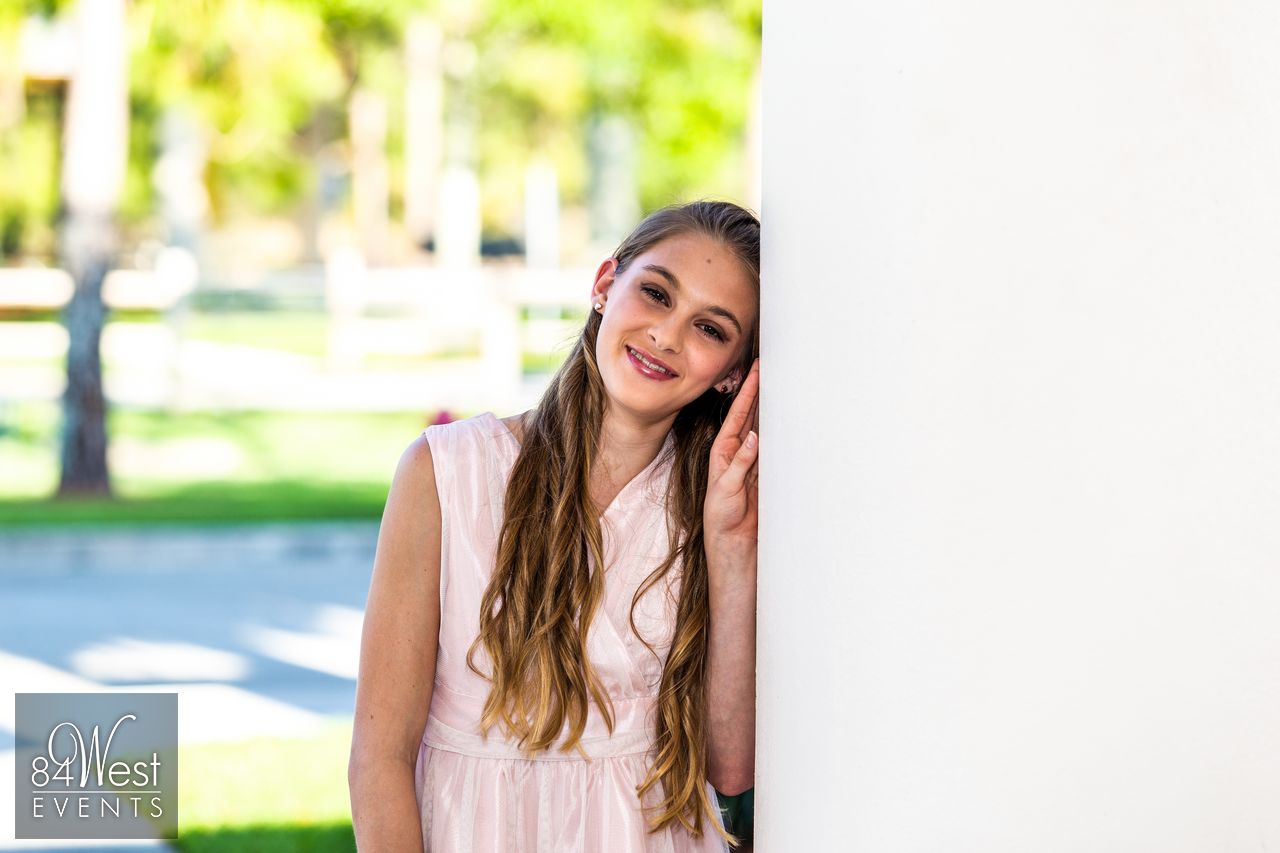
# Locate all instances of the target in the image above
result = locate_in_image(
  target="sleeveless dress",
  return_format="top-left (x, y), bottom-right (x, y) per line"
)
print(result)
top-left (415, 411), bottom-right (731, 853)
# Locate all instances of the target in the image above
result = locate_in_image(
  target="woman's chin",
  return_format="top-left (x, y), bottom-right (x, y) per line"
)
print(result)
top-left (602, 377), bottom-right (683, 417)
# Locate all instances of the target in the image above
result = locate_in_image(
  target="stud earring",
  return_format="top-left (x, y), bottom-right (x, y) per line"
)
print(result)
top-left (594, 301), bottom-right (603, 311)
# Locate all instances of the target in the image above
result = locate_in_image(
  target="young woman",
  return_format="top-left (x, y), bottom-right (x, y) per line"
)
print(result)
top-left (349, 200), bottom-right (760, 852)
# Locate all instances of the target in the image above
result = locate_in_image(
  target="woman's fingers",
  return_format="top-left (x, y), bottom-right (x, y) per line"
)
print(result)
top-left (724, 363), bottom-right (758, 435)
top-left (718, 428), bottom-right (758, 494)
top-left (737, 360), bottom-right (760, 444)
top-left (712, 359), bottom-right (761, 460)
top-left (742, 387), bottom-right (759, 444)
top-left (708, 360), bottom-right (761, 485)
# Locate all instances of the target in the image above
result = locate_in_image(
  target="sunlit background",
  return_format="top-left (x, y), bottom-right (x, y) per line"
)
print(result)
top-left (0, 0), bottom-right (759, 849)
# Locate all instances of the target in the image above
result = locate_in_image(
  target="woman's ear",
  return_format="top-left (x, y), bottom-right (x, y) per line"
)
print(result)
top-left (590, 257), bottom-right (619, 310)
top-left (716, 367), bottom-right (745, 394)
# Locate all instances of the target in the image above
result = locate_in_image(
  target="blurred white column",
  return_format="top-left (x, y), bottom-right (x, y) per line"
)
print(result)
top-left (155, 246), bottom-right (198, 406)
top-left (586, 112), bottom-right (638, 257)
top-left (523, 156), bottom-right (560, 269)
top-left (350, 87), bottom-right (390, 264)
top-left (436, 37), bottom-right (481, 267)
top-left (405, 17), bottom-right (444, 250)
top-left (61, 0), bottom-right (125, 216)
top-left (153, 106), bottom-right (208, 252)
top-left (759, 1), bottom-right (1280, 850)
top-left (436, 165), bottom-right (481, 268)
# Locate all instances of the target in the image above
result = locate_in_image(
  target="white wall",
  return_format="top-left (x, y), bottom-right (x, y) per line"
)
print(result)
top-left (757, 2), bottom-right (1280, 850)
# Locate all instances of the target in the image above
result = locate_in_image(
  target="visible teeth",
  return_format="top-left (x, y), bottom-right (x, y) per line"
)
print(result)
top-left (630, 347), bottom-right (670, 374)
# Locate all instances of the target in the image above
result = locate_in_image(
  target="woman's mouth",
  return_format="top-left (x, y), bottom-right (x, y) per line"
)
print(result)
top-left (626, 345), bottom-right (678, 380)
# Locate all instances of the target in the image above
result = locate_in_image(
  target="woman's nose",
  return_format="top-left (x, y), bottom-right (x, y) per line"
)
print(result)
top-left (647, 322), bottom-right (680, 354)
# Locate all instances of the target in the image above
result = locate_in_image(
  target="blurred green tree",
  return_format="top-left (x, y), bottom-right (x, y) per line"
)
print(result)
top-left (2, 0), bottom-right (759, 257)
top-left (473, 0), bottom-right (760, 232)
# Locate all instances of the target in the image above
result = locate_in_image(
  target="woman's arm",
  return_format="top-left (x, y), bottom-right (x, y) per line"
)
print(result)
top-left (702, 358), bottom-right (761, 796)
top-left (705, 543), bottom-right (758, 796)
top-left (348, 434), bottom-right (442, 852)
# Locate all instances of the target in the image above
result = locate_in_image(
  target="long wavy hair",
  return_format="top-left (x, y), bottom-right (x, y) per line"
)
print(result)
top-left (465, 200), bottom-right (760, 843)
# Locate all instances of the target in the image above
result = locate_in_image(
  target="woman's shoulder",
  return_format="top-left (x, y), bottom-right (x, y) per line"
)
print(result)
top-left (419, 410), bottom-right (529, 479)
top-left (495, 410), bottom-right (528, 447)
top-left (416, 410), bottom-right (527, 518)
top-left (421, 410), bottom-right (495, 439)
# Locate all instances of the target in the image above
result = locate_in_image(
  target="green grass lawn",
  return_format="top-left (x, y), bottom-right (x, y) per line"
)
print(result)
top-left (176, 717), bottom-right (356, 853)
top-left (0, 402), bottom-right (445, 527)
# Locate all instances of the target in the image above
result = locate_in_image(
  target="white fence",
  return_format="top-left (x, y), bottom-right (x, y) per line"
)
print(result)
top-left (0, 257), bottom-right (593, 412)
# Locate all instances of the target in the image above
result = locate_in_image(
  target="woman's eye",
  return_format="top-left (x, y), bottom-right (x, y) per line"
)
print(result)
top-left (641, 284), bottom-right (724, 342)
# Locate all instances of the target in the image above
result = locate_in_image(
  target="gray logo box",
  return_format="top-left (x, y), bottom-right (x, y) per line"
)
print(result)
top-left (14, 693), bottom-right (178, 840)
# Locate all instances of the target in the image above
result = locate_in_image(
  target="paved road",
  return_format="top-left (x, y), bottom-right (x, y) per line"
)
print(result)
top-left (0, 522), bottom-right (381, 851)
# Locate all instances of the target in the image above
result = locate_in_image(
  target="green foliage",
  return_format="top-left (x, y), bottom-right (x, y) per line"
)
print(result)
top-left (127, 0), bottom-right (350, 220)
top-left (0, 0), bottom-right (759, 256)
top-left (22, 0), bottom-right (71, 18)
top-left (474, 0), bottom-right (760, 219)
top-left (0, 87), bottom-right (61, 259)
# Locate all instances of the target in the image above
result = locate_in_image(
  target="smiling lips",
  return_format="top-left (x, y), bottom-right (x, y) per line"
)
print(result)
top-left (626, 345), bottom-right (678, 380)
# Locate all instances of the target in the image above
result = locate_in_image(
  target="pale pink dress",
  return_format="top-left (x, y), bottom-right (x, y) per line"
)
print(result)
top-left (415, 411), bottom-right (730, 853)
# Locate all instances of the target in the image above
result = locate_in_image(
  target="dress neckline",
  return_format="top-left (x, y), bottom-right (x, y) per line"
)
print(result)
top-left (480, 411), bottom-right (673, 520)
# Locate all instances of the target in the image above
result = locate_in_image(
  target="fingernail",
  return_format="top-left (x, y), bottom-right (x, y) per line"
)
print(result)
top-left (746, 430), bottom-right (758, 448)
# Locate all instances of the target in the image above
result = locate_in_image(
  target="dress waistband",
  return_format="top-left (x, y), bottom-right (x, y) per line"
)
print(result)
top-left (423, 714), bottom-right (654, 761)
top-left (424, 682), bottom-right (658, 761)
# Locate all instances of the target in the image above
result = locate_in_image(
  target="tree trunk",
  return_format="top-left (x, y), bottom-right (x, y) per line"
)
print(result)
top-left (57, 212), bottom-right (113, 497)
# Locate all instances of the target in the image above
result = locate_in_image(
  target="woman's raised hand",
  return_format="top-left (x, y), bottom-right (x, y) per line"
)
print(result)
top-left (704, 357), bottom-right (760, 559)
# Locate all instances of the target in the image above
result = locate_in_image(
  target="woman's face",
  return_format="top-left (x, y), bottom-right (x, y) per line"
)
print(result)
top-left (591, 232), bottom-right (757, 420)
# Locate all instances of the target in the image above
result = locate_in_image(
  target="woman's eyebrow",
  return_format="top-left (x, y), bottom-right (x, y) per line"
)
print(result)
top-left (641, 263), bottom-right (743, 334)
